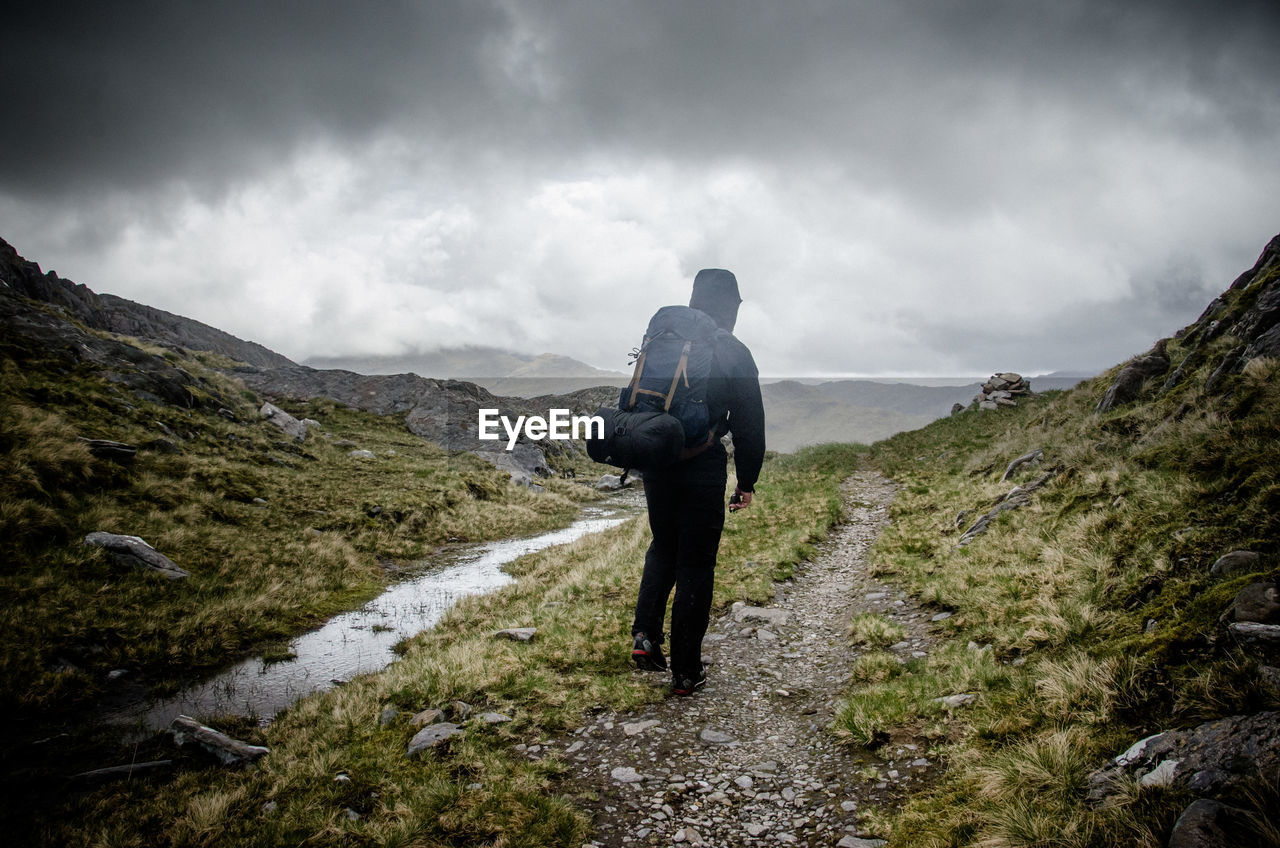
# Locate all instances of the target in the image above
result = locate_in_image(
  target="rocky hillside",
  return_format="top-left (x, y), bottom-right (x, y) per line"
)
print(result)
top-left (851, 231), bottom-right (1280, 846)
top-left (0, 238), bottom-right (604, 482)
top-left (234, 363), bottom-right (606, 484)
top-left (0, 237), bottom-right (294, 370)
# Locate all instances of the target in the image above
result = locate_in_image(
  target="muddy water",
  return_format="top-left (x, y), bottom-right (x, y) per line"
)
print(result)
top-left (110, 489), bottom-right (645, 733)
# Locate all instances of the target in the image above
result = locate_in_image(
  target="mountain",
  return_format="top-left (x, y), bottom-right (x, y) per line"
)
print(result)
top-left (760, 380), bottom-right (935, 451)
top-left (0, 238), bottom-right (294, 369)
top-left (305, 347), bottom-right (628, 398)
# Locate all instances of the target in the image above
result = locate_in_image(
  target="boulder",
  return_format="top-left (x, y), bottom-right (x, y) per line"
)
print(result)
top-left (596, 474), bottom-right (626, 490)
top-left (1228, 622), bottom-right (1280, 651)
top-left (260, 402), bottom-right (307, 441)
top-left (406, 723), bottom-right (463, 758)
top-left (1210, 550), bottom-right (1262, 578)
top-left (409, 708), bottom-right (444, 728)
top-left (83, 532), bottom-right (189, 579)
top-left (78, 438), bottom-right (137, 462)
top-left (1233, 582), bottom-right (1280, 624)
top-left (1167, 798), bottom-right (1254, 848)
top-left (1087, 711), bottom-right (1280, 804)
top-left (170, 715), bottom-right (268, 766)
top-left (1095, 340), bottom-right (1171, 413)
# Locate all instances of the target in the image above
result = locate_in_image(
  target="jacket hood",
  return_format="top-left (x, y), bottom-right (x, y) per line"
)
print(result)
top-left (689, 268), bottom-right (742, 332)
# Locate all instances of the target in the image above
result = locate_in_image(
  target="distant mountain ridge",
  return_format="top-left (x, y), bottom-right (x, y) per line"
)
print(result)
top-left (0, 235), bottom-right (1091, 455)
top-left (306, 347), bottom-right (624, 380)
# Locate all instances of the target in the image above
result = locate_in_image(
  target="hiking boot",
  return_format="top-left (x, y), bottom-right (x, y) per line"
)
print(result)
top-left (632, 632), bottom-right (667, 671)
top-left (671, 667), bottom-right (706, 697)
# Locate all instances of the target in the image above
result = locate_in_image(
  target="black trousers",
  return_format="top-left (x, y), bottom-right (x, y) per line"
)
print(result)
top-left (631, 445), bottom-right (727, 678)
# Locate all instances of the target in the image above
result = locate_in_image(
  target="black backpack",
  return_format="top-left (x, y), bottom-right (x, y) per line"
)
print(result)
top-left (586, 305), bottom-right (723, 471)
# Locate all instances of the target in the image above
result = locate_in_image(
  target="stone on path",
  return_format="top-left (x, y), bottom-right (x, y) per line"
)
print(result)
top-left (610, 766), bottom-right (643, 783)
top-left (699, 728), bottom-right (735, 744)
top-left (731, 602), bottom-right (791, 627)
top-left (838, 837), bottom-right (887, 848)
top-left (623, 719), bottom-right (659, 736)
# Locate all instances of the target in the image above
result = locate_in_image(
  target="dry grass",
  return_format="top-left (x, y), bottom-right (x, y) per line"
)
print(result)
top-left (848, 333), bottom-right (1280, 844)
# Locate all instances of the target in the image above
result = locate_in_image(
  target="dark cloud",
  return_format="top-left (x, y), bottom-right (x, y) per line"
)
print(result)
top-left (7, 0), bottom-right (1278, 200)
top-left (2, 1), bottom-right (507, 196)
top-left (2, 1), bottom-right (1278, 377)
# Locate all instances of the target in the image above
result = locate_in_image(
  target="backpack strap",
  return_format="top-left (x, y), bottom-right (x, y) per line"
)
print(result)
top-left (662, 341), bottom-right (692, 412)
top-left (625, 349), bottom-right (648, 409)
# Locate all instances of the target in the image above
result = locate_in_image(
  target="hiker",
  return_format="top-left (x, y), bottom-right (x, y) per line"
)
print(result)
top-left (630, 268), bottom-right (766, 696)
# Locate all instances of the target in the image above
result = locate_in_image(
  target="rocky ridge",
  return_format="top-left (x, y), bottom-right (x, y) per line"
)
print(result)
top-left (0, 237), bottom-right (292, 370)
top-left (1097, 232), bottom-right (1280, 410)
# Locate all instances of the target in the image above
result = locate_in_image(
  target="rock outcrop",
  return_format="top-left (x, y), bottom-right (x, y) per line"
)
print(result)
top-left (83, 532), bottom-right (190, 579)
top-left (0, 237), bottom-right (293, 369)
top-left (235, 365), bottom-right (609, 482)
top-left (956, 471), bottom-right (1054, 547)
top-left (0, 279), bottom-right (229, 410)
top-left (1163, 234), bottom-right (1280, 396)
top-left (1095, 339), bottom-right (1170, 413)
top-left (1088, 711), bottom-right (1280, 845)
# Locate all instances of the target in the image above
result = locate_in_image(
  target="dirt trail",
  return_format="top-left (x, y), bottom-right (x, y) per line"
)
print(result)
top-left (547, 470), bottom-right (940, 847)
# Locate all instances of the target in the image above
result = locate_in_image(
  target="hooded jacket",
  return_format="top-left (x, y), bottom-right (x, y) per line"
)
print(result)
top-left (690, 269), bottom-right (765, 492)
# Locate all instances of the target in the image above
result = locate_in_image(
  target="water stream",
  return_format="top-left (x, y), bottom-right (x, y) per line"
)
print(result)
top-left (109, 489), bottom-right (645, 733)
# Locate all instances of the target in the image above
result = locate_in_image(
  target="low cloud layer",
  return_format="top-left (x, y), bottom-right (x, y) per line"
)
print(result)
top-left (3, 1), bottom-right (1278, 376)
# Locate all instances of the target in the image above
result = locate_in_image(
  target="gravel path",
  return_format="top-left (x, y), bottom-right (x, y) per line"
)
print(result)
top-left (546, 470), bottom-right (940, 848)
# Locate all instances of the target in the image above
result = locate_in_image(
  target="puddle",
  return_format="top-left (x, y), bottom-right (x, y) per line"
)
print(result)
top-left (109, 489), bottom-right (645, 732)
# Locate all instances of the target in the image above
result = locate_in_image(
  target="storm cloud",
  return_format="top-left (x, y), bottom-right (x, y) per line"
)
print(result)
top-left (3, 0), bottom-right (1278, 376)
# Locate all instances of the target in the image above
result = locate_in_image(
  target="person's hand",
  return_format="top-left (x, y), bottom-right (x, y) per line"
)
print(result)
top-left (728, 486), bottom-right (753, 512)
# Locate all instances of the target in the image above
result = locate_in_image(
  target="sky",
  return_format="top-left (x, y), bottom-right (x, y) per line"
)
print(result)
top-left (3, 1), bottom-right (1279, 378)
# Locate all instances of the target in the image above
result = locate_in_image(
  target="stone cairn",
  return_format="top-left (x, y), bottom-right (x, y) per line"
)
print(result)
top-left (974, 372), bottom-right (1032, 410)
